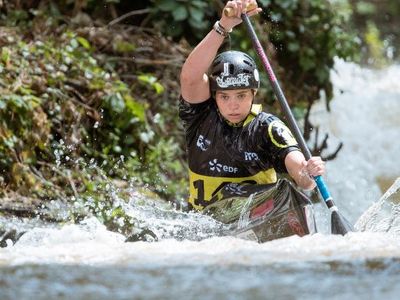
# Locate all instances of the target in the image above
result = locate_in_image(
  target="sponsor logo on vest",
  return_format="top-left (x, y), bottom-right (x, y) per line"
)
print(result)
top-left (268, 120), bottom-right (297, 148)
top-left (196, 134), bottom-right (211, 151)
top-left (224, 183), bottom-right (246, 195)
top-left (209, 158), bottom-right (238, 173)
top-left (244, 152), bottom-right (259, 161)
top-left (216, 73), bottom-right (251, 88)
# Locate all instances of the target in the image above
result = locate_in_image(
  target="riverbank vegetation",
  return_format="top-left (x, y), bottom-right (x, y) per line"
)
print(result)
top-left (0, 0), bottom-right (397, 237)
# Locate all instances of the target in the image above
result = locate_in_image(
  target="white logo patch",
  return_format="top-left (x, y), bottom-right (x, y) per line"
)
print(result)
top-left (209, 159), bottom-right (238, 174)
top-left (216, 73), bottom-right (252, 88)
top-left (224, 183), bottom-right (246, 195)
top-left (196, 135), bottom-right (211, 151)
top-left (254, 69), bottom-right (259, 82)
top-left (244, 152), bottom-right (259, 161)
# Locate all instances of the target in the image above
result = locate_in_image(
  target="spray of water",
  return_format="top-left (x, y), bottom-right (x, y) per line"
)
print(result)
top-left (309, 59), bottom-right (400, 227)
top-left (355, 177), bottom-right (400, 233)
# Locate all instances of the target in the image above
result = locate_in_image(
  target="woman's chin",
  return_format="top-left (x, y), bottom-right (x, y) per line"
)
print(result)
top-left (227, 116), bottom-right (244, 123)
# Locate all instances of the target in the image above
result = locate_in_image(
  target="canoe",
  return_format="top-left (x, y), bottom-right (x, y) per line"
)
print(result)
top-left (203, 179), bottom-right (317, 243)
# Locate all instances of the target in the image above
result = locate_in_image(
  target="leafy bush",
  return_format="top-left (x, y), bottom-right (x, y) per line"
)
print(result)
top-left (0, 23), bottom-right (186, 204)
top-left (351, 0), bottom-right (400, 64)
top-left (148, 0), bottom-right (215, 41)
top-left (252, 0), bottom-right (361, 109)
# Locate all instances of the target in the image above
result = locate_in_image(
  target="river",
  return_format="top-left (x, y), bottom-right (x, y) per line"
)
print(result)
top-left (0, 59), bottom-right (399, 300)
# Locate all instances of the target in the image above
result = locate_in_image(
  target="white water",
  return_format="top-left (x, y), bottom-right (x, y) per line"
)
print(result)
top-left (310, 59), bottom-right (400, 226)
top-left (1, 60), bottom-right (400, 300)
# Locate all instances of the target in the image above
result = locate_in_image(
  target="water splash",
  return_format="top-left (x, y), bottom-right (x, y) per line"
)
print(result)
top-left (355, 178), bottom-right (400, 233)
top-left (123, 190), bottom-right (224, 241)
top-left (309, 59), bottom-right (400, 225)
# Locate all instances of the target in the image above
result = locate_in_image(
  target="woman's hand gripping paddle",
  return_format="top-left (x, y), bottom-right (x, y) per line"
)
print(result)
top-left (225, 9), bottom-right (353, 234)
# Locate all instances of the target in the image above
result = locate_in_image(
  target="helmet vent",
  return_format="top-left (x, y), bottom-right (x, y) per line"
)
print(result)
top-left (229, 64), bottom-right (234, 75)
top-left (243, 59), bottom-right (253, 66)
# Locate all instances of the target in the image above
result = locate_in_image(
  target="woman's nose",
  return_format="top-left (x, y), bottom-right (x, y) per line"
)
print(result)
top-left (229, 99), bottom-right (239, 110)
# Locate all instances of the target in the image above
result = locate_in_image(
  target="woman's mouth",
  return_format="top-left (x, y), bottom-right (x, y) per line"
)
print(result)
top-left (228, 114), bottom-right (243, 121)
top-left (229, 113), bottom-right (241, 118)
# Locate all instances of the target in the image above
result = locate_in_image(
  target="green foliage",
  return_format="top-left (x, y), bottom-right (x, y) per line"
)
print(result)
top-left (0, 24), bottom-right (186, 205)
top-left (350, 0), bottom-right (400, 63)
top-left (255, 0), bottom-right (360, 109)
top-left (149, 0), bottom-right (214, 41)
top-left (138, 74), bottom-right (165, 95)
top-left (147, 0), bottom-right (360, 116)
top-left (354, 1), bottom-right (376, 15)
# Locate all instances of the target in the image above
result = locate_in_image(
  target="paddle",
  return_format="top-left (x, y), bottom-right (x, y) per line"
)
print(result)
top-left (226, 9), bottom-right (353, 235)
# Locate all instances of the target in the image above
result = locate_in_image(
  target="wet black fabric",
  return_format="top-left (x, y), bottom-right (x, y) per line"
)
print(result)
top-left (179, 97), bottom-right (298, 174)
top-left (179, 96), bottom-right (301, 210)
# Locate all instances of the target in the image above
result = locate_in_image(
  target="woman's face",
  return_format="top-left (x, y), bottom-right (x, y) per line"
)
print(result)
top-left (215, 89), bottom-right (254, 124)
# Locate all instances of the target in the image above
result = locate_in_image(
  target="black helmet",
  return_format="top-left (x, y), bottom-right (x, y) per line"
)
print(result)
top-left (209, 50), bottom-right (260, 92)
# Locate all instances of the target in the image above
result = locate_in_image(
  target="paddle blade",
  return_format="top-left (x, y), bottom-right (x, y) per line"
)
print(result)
top-left (331, 210), bottom-right (354, 235)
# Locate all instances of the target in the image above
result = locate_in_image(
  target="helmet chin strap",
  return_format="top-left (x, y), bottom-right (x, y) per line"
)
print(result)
top-left (225, 118), bottom-right (245, 127)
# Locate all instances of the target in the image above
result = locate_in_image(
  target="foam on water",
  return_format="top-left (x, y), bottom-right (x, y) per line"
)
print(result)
top-left (3, 180), bottom-right (400, 268)
top-left (1, 215), bottom-right (400, 268)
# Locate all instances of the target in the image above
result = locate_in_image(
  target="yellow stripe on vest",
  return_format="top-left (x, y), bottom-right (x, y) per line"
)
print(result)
top-left (188, 168), bottom-right (277, 210)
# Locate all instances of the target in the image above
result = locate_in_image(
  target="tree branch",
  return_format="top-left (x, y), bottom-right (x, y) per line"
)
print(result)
top-left (108, 9), bottom-right (151, 27)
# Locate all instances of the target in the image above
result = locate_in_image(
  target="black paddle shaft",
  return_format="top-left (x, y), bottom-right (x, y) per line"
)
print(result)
top-left (241, 14), bottom-right (311, 159)
top-left (240, 13), bottom-right (354, 234)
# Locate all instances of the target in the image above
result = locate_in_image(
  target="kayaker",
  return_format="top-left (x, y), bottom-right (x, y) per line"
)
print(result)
top-left (179, 0), bottom-right (325, 211)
